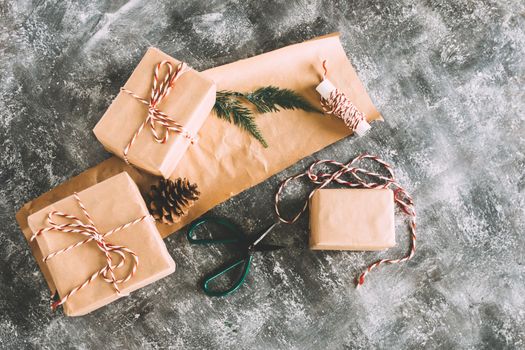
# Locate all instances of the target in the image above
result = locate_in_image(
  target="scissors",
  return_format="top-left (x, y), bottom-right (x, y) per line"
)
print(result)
top-left (187, 217), bottom-right (283, 297)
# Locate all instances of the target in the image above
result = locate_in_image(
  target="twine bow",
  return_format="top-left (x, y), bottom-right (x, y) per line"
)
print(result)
top-left (30, 193), bottom-right (152, 310)
top-left (319, 60), bottom-right (366, 132)
top-left (121, 60), bottom-right (195, 164)
top-left (274, 154), bottom-right (416, 287)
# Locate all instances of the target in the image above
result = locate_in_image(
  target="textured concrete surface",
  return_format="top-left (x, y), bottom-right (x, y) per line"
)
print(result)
top-left (1, 0), bottom-right (524, 349)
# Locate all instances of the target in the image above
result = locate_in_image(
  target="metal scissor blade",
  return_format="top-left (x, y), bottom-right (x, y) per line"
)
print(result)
top-left (250, 222), bottom-right (279, 247)
top-left (253, 244), bottom-right (284, 252)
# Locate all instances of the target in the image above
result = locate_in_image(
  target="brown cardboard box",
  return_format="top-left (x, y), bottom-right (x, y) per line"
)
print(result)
top-left (26, 172), bottom-right (175, 316)
top-left (94, 48), bottom-right (216, 178)
top-left (309, 189), bottom-right (395, 250)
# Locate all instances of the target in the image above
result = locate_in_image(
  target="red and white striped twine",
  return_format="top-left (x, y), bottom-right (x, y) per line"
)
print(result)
top-left (319, 60), bottom-right (366, 132)
top-left (30, 193), bottom-right (152, 311)
top-left (274, 154), bottom-right (416, 287)
top-left (121, 60), bottom-right (196, 164)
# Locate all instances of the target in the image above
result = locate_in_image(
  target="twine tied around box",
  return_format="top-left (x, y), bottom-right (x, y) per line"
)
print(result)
top-left (121, 60), bottom-right (197, 164)
top-left (30, 193), bottom-right (152, 310)
top-left (274, 154), bottom-right (416, 287)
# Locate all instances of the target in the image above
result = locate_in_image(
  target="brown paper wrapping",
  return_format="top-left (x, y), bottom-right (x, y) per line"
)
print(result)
top-left (17, 33), bottom-right (382, 257)
top-left (309, 189), bottom-right (395, 250)
top-left (25, 172), bottom-right (175, 316)
top-left (94, 48), bottom-right (216, 178)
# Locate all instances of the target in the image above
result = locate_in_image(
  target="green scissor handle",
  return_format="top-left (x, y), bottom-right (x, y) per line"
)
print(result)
top-left (187, 217), bottom-right (253, 297)
top-left (202, 255), bottom-right (253, 297)
top-left (187, 217), bottom-right (244, 245)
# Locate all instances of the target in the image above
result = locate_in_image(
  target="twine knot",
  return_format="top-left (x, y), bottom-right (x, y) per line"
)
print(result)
top-left (121, 60), bottom-right (196, 164)
top-left (90, 232), bottom-right (104, 244)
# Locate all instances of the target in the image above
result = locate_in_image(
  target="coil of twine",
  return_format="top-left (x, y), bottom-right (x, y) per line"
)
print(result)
top-left (319, 60), bottom-right (367, 133)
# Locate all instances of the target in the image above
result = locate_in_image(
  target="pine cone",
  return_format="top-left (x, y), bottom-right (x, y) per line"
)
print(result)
top-left (147, 178), bottom-right (200, 224)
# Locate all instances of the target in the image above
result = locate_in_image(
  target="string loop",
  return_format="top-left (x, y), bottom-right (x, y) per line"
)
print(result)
top-left (274, 154), bottom-right (416, 286)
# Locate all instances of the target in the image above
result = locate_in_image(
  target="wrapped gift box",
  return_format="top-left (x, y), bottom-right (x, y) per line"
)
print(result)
top-left (27, 172), bottom-right (175, 316)
top-left (309, 189), bottom-right (396, 250)
top-left (94, 48), bottom-right (216, 178)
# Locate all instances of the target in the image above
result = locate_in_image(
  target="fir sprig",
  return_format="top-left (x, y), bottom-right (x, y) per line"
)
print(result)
top-left (213, 86), bottom-right (319, 148)
top-left (214, 92), bottom-right (268, 147)
top-left (244, 86), bottom-right (319, 114)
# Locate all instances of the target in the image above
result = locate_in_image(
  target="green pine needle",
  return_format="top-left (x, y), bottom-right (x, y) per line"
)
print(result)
top-left (214, 91), bottom-right (268, 147)
top-left (244, 86), bottom-right (319, 114)
top-left (213, 86), bottom-right (319, 147)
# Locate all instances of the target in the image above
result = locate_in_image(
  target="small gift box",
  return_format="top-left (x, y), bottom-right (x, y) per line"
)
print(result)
top-left (94, 48), bottom-right (216, 178)
top-left (27, 172), bottom-right (175, 316)
top-left (309, 189), bottom-right (396, 250)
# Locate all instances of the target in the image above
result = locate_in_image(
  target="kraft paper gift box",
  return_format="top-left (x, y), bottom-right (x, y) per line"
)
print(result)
top-left (26, 172), bottom-right (176, 316)
top-left (309, 189), bottom-right (396, 250)
top-left (94, 48), bottom-right (216, 178)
